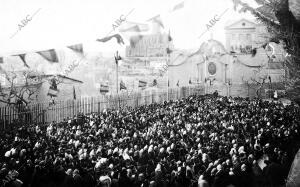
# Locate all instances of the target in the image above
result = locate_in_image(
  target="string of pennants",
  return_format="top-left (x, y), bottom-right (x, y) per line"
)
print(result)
top-left (100, 79), bottom-right (158, 94)
top-left (0, 34), bottom-right (125, 68)
top-left (0, 1), bottom-right (185, 66)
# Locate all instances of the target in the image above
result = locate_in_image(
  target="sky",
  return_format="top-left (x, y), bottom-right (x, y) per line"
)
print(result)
top-left (0, 0), bottom-right (257, 57)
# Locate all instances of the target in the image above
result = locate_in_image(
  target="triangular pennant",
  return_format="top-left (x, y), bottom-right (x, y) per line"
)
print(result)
top-left (13, 54), bottom-right (30, 68)
top-left (67, 43), bottom-right (83, 54)
top-left (37, 49), bottom-right (59, 62)
top-left (97, 34), bottom-right (124, 45)
top-left (147, 15), bottom-right (164, 28)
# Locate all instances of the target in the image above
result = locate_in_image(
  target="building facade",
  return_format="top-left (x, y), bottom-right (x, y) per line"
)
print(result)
top-left (168, 19), bottom-right (286, 98)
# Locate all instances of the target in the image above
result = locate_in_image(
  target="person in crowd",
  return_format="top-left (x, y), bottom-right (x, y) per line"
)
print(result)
top-left (0, 94), bottom-right (299, 187)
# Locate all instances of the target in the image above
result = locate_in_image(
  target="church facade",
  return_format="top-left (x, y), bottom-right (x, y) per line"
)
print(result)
top-left (168, 19), bottom-right (286, 98)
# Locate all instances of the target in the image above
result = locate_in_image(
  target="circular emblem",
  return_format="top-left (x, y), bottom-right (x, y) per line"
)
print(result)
top-left (208, 62), bottom-right (216, 75)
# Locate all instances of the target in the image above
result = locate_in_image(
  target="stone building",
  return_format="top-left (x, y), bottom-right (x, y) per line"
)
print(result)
top-left (168, 18), bottom-right (286, 98)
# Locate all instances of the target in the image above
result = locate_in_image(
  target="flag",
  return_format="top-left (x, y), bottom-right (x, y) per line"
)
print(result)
top-left (172, 1), bottom-right (184, 12)
top-left (100, 84), bottom-right (109, 94)
top-left (73, 86), bottom-right (76, 100)
top-left (120, 80), bottom-right (127, 90)
top-left (97, 34), bottom-right (124, 45)
top-left (13, 54), bottom-right (30, 68)
top-left (37, 49), bottom-right (59, 62)
top-left (0, 57), bottom-right (3, 64)
top-left (138, 80), bottom-right (147, 88)
top-left (176, 80), bottom-right (179, 87)
top-left (189, 79), bottom-right (192, 84)
top-left (147, 15), bottom-right (164, 28)
top-left (68, 43), bottom-right (83, 54)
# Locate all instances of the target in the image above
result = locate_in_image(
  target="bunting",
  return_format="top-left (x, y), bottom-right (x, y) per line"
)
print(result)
top-left (120, 80), bottom-right (127, 90)
top-left (67, 43), bottom-right (83, 54)
top-left (37, 49), bottom-right (59, 63)
top-left (13, 54), bottom-right (30, 68)
top-left (147, 15), bottom-right (164, 28)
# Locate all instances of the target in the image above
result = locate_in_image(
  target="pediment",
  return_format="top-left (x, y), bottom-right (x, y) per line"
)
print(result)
top-left (225, 19), bottom-right (256, 30)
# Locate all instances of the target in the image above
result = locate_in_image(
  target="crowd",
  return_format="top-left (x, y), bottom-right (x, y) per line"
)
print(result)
top-left (0, 94), bottom-right (300, 187)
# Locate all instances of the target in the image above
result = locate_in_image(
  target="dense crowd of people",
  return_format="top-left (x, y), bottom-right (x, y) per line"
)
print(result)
top-left (1, 94), bottom-right (300, 187)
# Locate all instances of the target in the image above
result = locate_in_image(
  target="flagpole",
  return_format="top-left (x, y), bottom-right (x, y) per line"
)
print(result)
top-left (167, 30), bottom-right (171, 101)
top-left (115, 51), bottom-right (119, 94)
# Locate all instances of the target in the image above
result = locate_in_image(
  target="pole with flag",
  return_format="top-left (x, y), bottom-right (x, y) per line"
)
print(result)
top-left (115, 51), bottom-right (122, 94)
top-left (167, 30), bottom-right (172, 101)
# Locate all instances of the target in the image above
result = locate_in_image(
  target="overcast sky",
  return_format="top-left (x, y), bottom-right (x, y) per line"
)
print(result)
top-left (0, 0), bottom-right (256, 57)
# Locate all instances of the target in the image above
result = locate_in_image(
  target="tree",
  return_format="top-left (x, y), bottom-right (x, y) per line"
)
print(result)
top-left (0, 69), bottom-right (45, 125)
top-left (0, 70), bottom-right (43, 106)
top-left (232, 0), bottom-right (300, 103)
